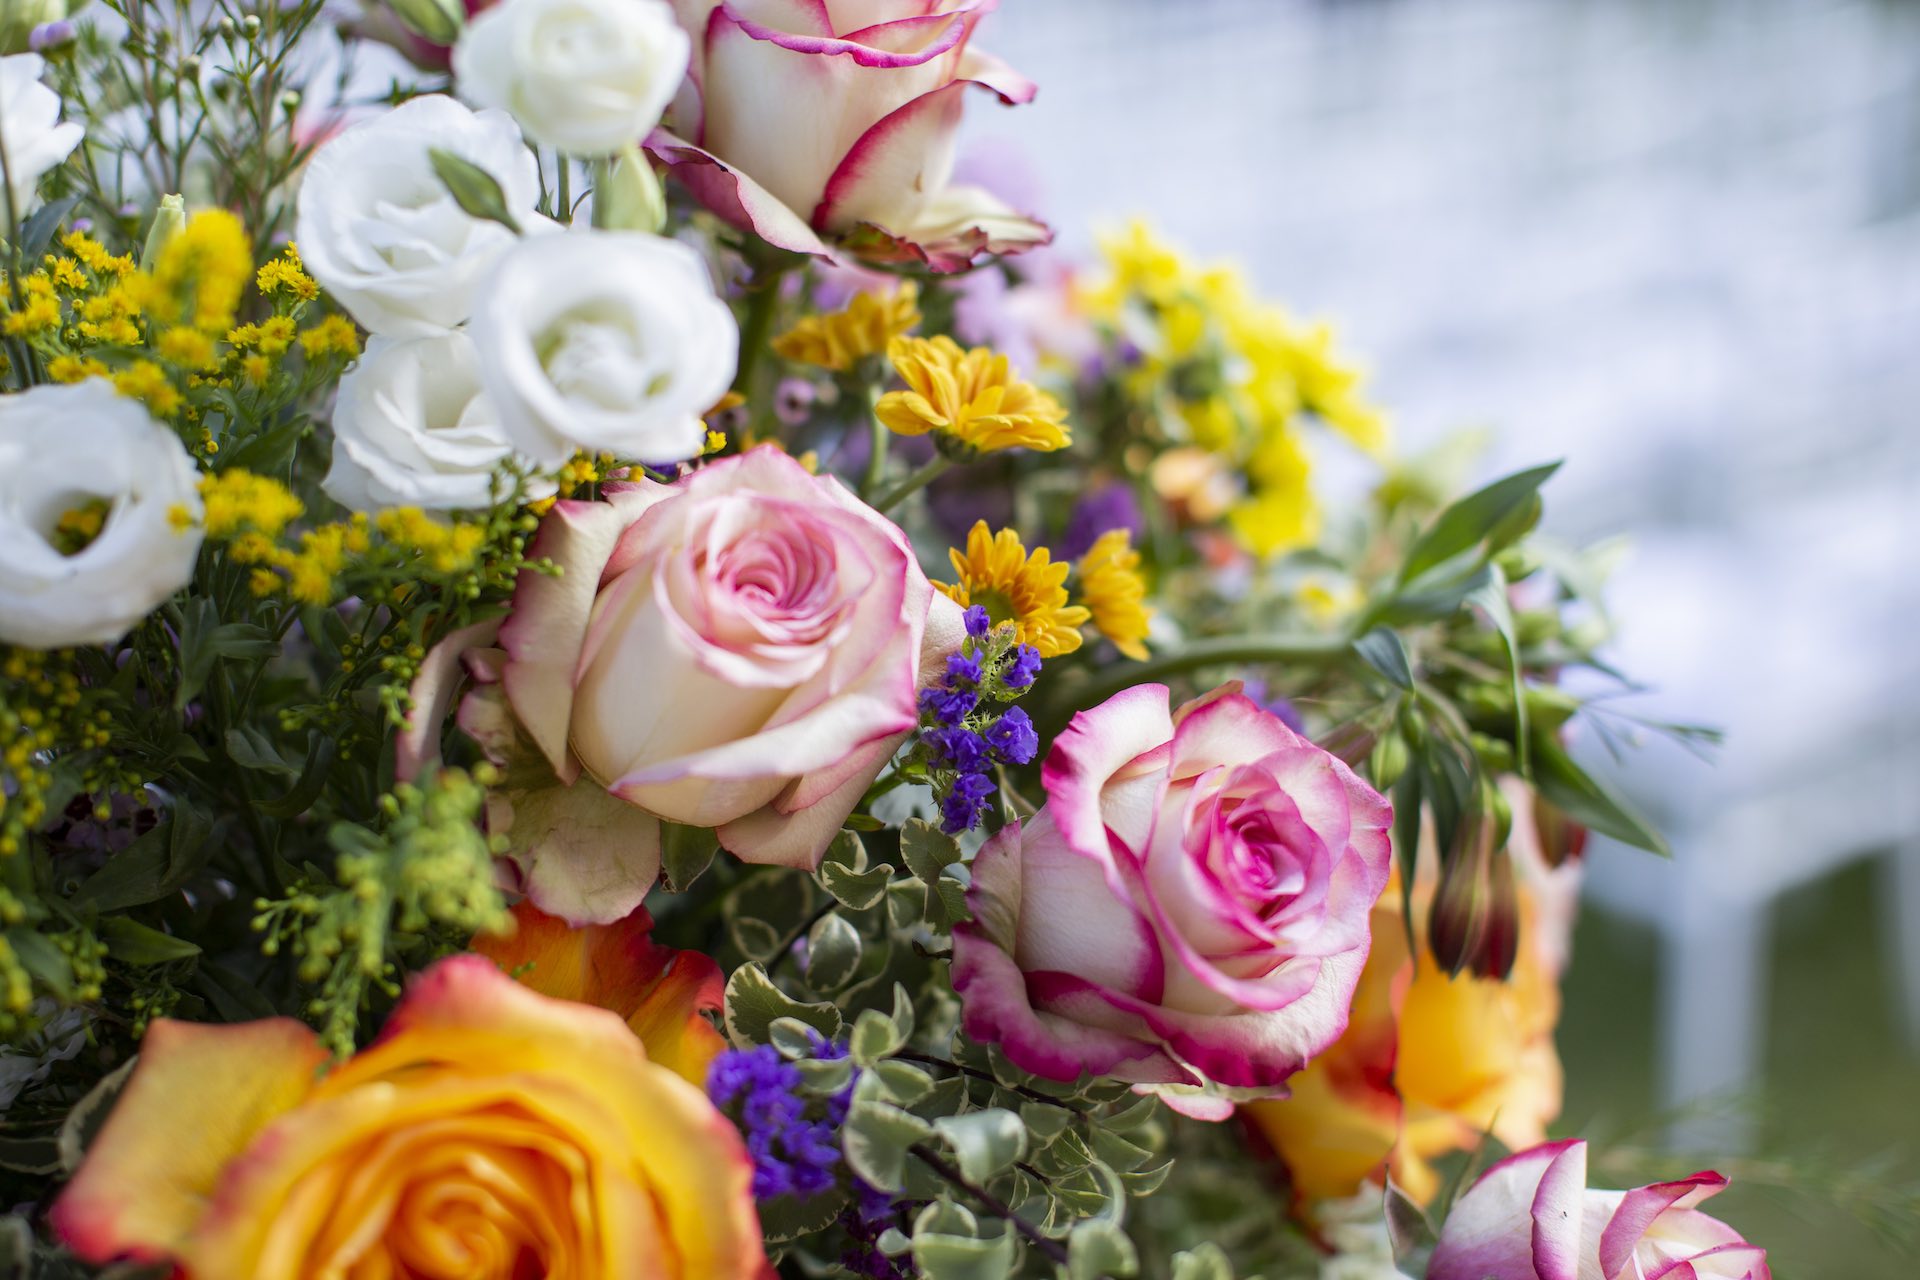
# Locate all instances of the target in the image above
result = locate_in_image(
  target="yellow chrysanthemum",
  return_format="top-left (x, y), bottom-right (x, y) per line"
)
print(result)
top-left (771, 281), bottom-right (920, 372)
top-left (1075, 530), bottom-right (1152, 661)
top-left (876, 335), bottom-right (1070, 455)
top-left (936, 521), bottom-right (1089, 658)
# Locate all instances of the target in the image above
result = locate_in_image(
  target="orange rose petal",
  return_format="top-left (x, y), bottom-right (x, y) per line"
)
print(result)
top-left (50, 1017), bottom-right (328, 1265)
top-left (474, 899), bottom-right (727, 1087)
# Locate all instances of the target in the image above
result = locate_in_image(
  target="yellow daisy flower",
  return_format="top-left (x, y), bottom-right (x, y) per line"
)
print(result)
top-left (876, 335), bottom-right (1071, 455)
top-left (1076, 530), bottom-right (1152, 661)
top-left (937, 521), bottom-right (1089, 658)
top-left (772, 280), bottom-right (920, 372)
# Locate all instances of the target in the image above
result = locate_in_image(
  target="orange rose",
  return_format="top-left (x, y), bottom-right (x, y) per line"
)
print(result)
top-left (52, 955), bottom-right (765, 1279)
top-left (473, 897), bottom-right (727, 1088)
top-left (1248, 778), bottom-right (1578, 1208)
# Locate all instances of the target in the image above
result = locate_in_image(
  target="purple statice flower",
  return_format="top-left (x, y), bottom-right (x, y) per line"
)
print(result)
top-left (1002, 644), bottom-right (1042, 690)
top-left (925, 726), bottom-right (990, 774)
top-left (840, 1178), bottom-right (912, 1279)
top-left (1059, 483), bottom-right (1145, 561)
top-left (945, 651), bottom-right (983, 686)
top-left (963, 604), bottom-right (992, 637)
top-left (918, 685), bottom-right (978, 726)
top-left (707, 1045), bottom-right (847, 1202)
top-left (984, 707), bottom-right (1038, 765)
top-left (29, 20), bottom-right (76, 52)
top-left (1239, 677), bottom-right (1306, 733)
top-left (940, 771), bottom-right (996, 834)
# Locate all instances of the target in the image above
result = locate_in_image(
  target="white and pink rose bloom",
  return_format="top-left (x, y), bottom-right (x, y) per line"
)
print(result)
top-left (1429, 1139), bottom-right (1770, 1280)
top-left (402, 446), bottom-right (962, 924)
top-left (654, 0), bottom-right (1049, 271)
top-left (952, 684), bottom-right (1393, 1116)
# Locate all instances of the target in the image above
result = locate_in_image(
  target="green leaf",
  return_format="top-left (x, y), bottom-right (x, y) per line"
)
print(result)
top-left (933, 1109), bottom-right (1027, 1184)
top-left (728, 915), bottom-right (784, 963)
top-left (843, 1101), bottom-right (934, 1192)
top-left (1352, 627), bottom-right (1414, 690)
top-left (722, 962), bottom-right (841, 1047)
top-left (794, 1054), bottom-right (855, 1095)
top-left (900, 819), bottom-right (963, 884)
top-left (0, 1212), bottom-right (33, 1276)
top-left (98, 917), bottom-right (201, 965)
top-left (57, 1059), bottom-right (138, 1176)
top-left (19, 194), bottom-right (79, 260)
top-left (870, 1059), bottom-right (935, 1106)
top-left (911, 1226), bottom-right (1016, 1280)
top-left (769, 1016), bottom-right (822, 1060)
top-left (1531, 734), bottom-right (1670, 856)
top-left (804, 911), bottom-right (863, 991)
top-left (1463, 562), bottom-right (1530, 777)
top-left (224, 726), bottom-right (298, 777)
top-left (0, 1136), bottom-right (59, 1176)
top-left (820, 859), bottom-right (893, 911)
top-left (1400, 461), bottom-right (1561, 584)
top-left (72, 804), bottom-right (217, 911)
top-left (1089, 1127), bottom-right (1153, 1173)
top-left (1383, 1174), bottom-right (1438, 1262)
top-left (1069, 1220), bottom-right (1139, 1280)
top-left (256, 734), bottom-right (337, 819)
top-left (756, 1187), bottom-right (851, 1244)
top-left (659, 822), bottom-right (720, 893)
top-left (1391, 767), bottom-right (1424, 959)
top-left (1020, 1101), bottom-right (1074, 1145)
top-left (1171, 1243), bottom-right (1235, 1280)
top-left (1120, 1157), bottom-right (1173, 1196)
top-left (429, 147), bottom-right (523, 233)
top-left (850, 1006), bottom-right (905, 1066)
top-left (924, 877), bottom-right (970, 929)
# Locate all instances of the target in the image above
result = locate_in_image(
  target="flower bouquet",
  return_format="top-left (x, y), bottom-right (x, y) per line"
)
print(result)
top-left (0, 2), bottom-right (1768, 1278)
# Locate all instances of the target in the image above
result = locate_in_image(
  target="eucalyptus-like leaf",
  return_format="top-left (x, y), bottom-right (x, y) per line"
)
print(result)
top-left (933, 1109), bottom-right (1028, 1185)
top-left (1068, 1220), bottom-right (1140, 1280)
top-left (850, 1006), bottom-right (906, 1065)
top-left (723, 962), bottom-right (841, 1047)
top-left (804, 911), bottom-right (863, 990)
top-left (899, 819), bottom-right (962, 883)
top-left (843, 1101), bottom-right (935, 1192)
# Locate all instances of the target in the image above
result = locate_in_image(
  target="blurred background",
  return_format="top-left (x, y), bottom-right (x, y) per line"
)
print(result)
top-left (965, 0), bottom-right (1920, 1273)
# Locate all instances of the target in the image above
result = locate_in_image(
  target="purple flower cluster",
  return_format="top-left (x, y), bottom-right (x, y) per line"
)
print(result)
top-left (839, 1179), bottom-right (913, 1279)
top-left (707, 1042), bottom-right (852, 1202)
top-left (917, 606), bottom-right (1042, 833)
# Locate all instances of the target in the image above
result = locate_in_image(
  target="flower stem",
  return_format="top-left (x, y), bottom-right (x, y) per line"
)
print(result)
top-left (861, 382), bottom-right (890, 499)
top-left (908, 1143), bottom-right (1072, 1268)
top-left (1042, 632), bottom-right (1354, 730)
top-left (872, 456), bottom-right (952, 515)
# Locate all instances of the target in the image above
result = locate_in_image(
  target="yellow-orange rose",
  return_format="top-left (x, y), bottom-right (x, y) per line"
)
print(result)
top-left (52, 954), bottom-right (765, 1279)
top-left (1248, 778), bottom-right (1578, 1208)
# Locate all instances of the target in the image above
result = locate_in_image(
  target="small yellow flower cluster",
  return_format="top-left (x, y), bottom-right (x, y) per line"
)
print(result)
top-left (297, 314), bottom-right (359, 360)
top-left (1079, 221), bottom-right (1389, 558)
top-left (256, 242), bottom-right (319, 302)
top-left (877, 334), bottom-right (1071, 455)
top-left (773, 280), bottom-right (921, 372)
top-left (141, 208), bottom-right (252, 334)
top-left (0, 649), bottom-right (109, 861)
top-left (374, 508), bottom-right (487, 576)
top-left (199, 469), bottom-right (306, 539)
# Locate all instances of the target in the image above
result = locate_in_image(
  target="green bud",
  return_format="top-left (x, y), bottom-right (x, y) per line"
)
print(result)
top-left (428, 147), bottom-right (522, 234)
top-left (388, 0), bottom-right (465, 47)
top-left (141, 194), bottom-right (187, 270)
top-left (592, 146), bottom-right (666, 233)
top-left (1368, 730), bottom-right (1410, 790)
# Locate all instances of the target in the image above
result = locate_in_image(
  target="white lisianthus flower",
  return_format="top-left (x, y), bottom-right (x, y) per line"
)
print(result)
top-left (295, 95), bottom-right (543, 337)
top-left (0, 53), bottom-right (83, 217)
top-left (454, 0), bottom-right (688, 157)
top-left (469, 230), bottom-right (737, 467)
top-left (323, 331), bottom-right (556, 513)
top-left (0, 383), bottom-right (204, 649)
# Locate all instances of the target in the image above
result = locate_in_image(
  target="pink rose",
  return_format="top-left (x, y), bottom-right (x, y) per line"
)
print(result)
top-left (951, 684), bottom-right (1392, 1115)
top-left (403, 446), bottom-right (961, 924)
top-left (1429, 1139), bottom-right (1770, 1280)
top-left (654, 0), bottom-right (1050, 272)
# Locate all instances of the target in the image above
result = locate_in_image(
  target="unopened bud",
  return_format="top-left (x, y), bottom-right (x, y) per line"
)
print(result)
top-left (141, 194), bottom-right (187, 270)
top-left (1428, 788), bottom-right (1520, 980)
top-left (388, 0), bottom-right (465, 46)
top-left (1368, 730), bottom-right (1409, 790)
top-left (592, 146), bottom-right (665, 233)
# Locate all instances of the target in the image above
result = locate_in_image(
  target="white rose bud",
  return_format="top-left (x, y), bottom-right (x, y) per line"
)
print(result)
top-left (469, 230), bottom-right (737, 467)
top-left (0, 53), bottom-right (82, 218)
top-left (453, 0), bottom-right (688, 158)
top-left (323, 331), bottom-right (557, 513)
top-left (295, 95), bottom-right (543, 337)
top-left (0, 383), bottom-right (204, 649)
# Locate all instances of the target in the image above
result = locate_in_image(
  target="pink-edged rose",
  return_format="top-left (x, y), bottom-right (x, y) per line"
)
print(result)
top-left (1429, 1140), bottom-right (1771, 1280)
top-left (402, 446), bottom-right (961, 924)
top-left (654, 0), bottom-right (1049, 271)
top-left (951, 684), bottom-right (1392, 1115)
